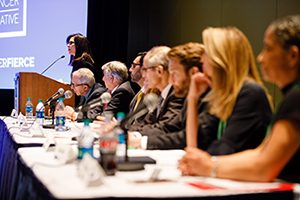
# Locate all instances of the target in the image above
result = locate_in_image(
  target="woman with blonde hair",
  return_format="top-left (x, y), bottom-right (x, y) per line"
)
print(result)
top-left (186, 27), bottom-right (272, 155)
top-left (180, 15), bottom-right (300, 183)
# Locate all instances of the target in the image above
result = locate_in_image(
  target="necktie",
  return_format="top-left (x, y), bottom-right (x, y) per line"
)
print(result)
top-left (80, 96), bottom-right (86, 106)
top-left (133, 91), bottom-right (144, 111)
top-left (156, 96), bottom-right (164, 119)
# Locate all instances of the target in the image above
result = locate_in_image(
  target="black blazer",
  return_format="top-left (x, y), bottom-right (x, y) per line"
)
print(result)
top-left (205, 81), bottom-right (272, 155)
top-left (76, 83), bottom-right (107, 121)
top-left (146, 96), bottom-right (219, 150)
top-left (104, 81), bottom-right (135, 116)
top-left (147, 81), bottom-right (272, 153)
top-left (129, 86), bottom-right (185, 136)
top-left (128, 90), bottom-right (147, 124)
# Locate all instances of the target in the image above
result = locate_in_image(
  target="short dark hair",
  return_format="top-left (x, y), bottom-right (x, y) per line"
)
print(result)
top-left (137, 51), bottom-right (147, 66)
top-left (269, 15), bottom-right (300, 51)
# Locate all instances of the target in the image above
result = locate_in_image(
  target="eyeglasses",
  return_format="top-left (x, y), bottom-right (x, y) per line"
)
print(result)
top-left (70, 83), bottom-right (88, 87)
top-left (131, 63), bottom-right (141, 68)
top-left (67, 41), bottom-right (75, 45)
top-left (141, 66), bottom-right (158, 72)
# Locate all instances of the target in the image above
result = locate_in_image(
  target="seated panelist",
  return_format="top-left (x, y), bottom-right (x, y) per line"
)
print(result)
top-left (128, 46), bottom-right (185, 148)
top-left (100, 61), bottom-right (135, 117)
top-left (65, 68), bottom-right (106, 121)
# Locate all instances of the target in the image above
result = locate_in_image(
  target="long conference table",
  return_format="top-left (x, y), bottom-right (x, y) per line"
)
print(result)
top-left (1, 117), bottom-right (299, 200)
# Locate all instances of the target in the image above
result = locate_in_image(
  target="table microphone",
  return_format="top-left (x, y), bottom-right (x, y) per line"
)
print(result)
top-left (117, 93), bottom-right (159, 171)
top-left (120, 93), bottom-right (159, 130)
top-left (46, 90), bottom-right (73, 106)
top-left (55, 90), bottom-right (73, 101)
top-left (43, 90), bottom-right (72, 129)
top-left (44, 88), bottom-right (64, 106)
top-left (77, 92), bottom-right (112, 112)
top-left (76, 92), bottom-right (111, 120)
top-left (41, 55), bottom-right (65, 75)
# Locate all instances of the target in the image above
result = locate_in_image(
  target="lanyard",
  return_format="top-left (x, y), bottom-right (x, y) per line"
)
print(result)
top-left (216, 81), bottom-right (300, 141)
top-left (217, 120), bottom-right (226, 140)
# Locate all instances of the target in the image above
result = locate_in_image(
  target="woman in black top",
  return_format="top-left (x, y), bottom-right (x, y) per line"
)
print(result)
top-left (66, 33), bottom-right (92, 66)
top-left (179, 15), bottom-right (300, 183)
top-left (66, 33), bottom-right (103, 106)
top-left (185, 27), bottom-right (272, 154)
top-left (66, 33), bottom-right (101, 83)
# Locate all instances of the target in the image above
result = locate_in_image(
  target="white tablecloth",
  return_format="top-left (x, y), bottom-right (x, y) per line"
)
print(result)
top-left (18, 147), bottom-right (294, 199)
top-left (2, 116), bottom-right (297, 199)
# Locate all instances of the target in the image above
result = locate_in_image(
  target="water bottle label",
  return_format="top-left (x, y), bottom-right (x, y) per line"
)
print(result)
top-left (78, 147), bottom-right (93, 160)
top-left (26, 106), bottom-right (32, 113)
top-left (118, 133), bottom-right (125, 144)
top-left (36, 111), bottom-right (44, 118)
top-left (56, 116), bottom-right (65, 126)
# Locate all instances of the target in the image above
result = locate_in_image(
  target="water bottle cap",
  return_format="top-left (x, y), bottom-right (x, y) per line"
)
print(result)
top-left (116, 112), bottom-right (125, 120)
top-left (27, 97), bottom-right (31, 100)
top-left (38, 99), bottom-right (43, 103)
top-left (58, 97), bottom-right (64, 102)
top-left (83, 118), bottom-right (91, 126)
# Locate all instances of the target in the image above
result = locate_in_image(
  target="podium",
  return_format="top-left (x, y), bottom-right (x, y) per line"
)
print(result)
top-left (14, 72), bottom-right (75, 116)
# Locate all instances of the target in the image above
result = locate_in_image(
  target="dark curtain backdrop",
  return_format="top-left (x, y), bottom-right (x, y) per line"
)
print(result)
top-left (87, 0), bottom-right (130, 87)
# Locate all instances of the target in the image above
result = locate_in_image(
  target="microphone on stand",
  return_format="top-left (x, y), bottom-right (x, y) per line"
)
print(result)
top-left (76, 92), bottom-right (112, 120)
top-left (53, 90), bottom-right (73, 101)
top-left (41, 55), bottom-right (65, 75)
top-left (77, 92), bottom-right (111, 112)
top-left (44, 88), bottom-right (64, 106)
top-left (120, 93), bottom-right (159, 130)
top-left (117, 93), bottom-right (159, 171)
top-left (42, 90), bottom-right (72, 129)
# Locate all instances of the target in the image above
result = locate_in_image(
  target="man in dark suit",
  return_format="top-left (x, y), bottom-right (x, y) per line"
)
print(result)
top-left (128, 52), bottom-right (148, 124)
top-left (101, 61), bottom-right (135, 116)
top-left (128, 42), bottom-right (219, 150)
top-left (128, 46), bottom-right (185, 148)
top-left (65, 68), bottom-right (106, 121)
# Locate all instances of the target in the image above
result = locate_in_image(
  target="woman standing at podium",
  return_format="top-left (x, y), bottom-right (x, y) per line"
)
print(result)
top-left (66, 33), bottom-right (102, 84)
top-left (179, 15), bottom-right (300, 183)
top-left (66, 33), bottom-right (94, 74)
top-left (66, 33), bottom-right (102, 106)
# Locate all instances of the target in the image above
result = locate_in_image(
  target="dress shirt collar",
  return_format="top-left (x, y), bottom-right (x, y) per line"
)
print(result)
top-left (141, 86), bottom-right (146, 93)
top-left (111, 84), bottom-right (120, 94)
top-left (160, 83), bottom-right (172, 100)
top-left (83, 85), bottom-right (93, 101)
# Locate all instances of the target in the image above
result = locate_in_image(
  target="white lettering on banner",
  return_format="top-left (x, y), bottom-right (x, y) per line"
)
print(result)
top-left (0, 13), bottom-right (19, 25)
top-left (0, 0), bottom-right (26, 38)
top-left (0, 0), bottom-right (19, 8)
top-left (0, 56), bottom-right (35, 68)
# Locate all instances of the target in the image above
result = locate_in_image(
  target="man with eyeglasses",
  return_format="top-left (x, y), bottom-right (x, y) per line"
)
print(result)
top-left (65, 68), bottom-right (106, 121)
top-left (127, 52), bottom-right (148, 123)
top-left (128, 43), bottom-right (219, 150)
top-left (128, 45), bottom-right (185, 149)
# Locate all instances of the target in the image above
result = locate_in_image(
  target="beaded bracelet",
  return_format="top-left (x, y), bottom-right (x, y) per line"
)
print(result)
top-left (210, 156), bottom-right (218, 178)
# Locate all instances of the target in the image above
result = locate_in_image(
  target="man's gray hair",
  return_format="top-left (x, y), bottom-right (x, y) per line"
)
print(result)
top-left (73, 68), bottom-right (95, 87)
top-left (145, 46), bottom-right (170, 70)
top-left (102, 61), bottom-right (128, 83)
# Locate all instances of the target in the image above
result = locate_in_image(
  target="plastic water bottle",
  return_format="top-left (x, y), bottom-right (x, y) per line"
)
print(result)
top-left (36, 99), bottom-right (45, 126)
top-left (115, 112), bottom-right (126, 158)
top-left (77, 118), bottom-right (94, 159)
top-left (25, 97), bottom-right (33, 119)
top-left (55, 97), bottom-right (66, 131)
